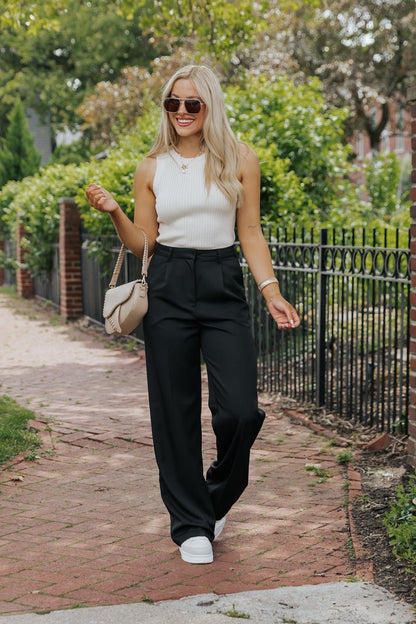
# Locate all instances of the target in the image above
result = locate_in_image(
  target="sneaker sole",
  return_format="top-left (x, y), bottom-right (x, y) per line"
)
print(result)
top-left (179, 548), bottom-right (213, 564)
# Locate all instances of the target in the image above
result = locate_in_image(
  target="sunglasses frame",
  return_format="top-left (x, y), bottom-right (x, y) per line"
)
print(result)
top-left (163, 97), bottom-right (204, 114)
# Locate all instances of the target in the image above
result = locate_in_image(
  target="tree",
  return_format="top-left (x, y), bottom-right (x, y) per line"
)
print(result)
top-left (0, 0), bottom-right (160, 136)
top-left (248, 0), bottom-right (416, 152)
top-left (0, 99), bottom-right (40, 187)
top-left (126, 0), bottom-right (267, 75)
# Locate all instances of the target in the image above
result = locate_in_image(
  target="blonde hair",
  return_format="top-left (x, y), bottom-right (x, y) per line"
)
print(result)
top-left (148, 65), bottom-right (242, 207)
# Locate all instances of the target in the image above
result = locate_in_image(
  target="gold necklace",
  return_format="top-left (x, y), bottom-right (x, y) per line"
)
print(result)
top-left (173, 148), bottom-right (203, 174)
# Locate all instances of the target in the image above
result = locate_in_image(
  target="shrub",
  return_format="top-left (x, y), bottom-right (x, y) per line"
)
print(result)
top-left (384, 471), bottom-right (416, 578)
top-left (0, 74), bottom-right (374, 271)
top-left (1, 163), bottom-right (89, 276)
top-left (226, 74), bottom-right (357, 228)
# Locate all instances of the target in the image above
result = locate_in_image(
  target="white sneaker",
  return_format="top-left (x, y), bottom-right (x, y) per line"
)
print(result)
top-left (179, 536), bottom-right (213, 564)
top-left (214, 516), bottom-right (226, 540)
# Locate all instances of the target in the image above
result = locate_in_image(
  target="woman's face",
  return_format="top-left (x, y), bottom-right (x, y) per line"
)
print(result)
top-left (166, 78), bottom-right (206, 140)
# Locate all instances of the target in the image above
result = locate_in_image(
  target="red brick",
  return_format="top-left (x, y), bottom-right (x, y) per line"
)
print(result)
top-left (0, 294), bottom-right (367, 615)
top-left (59, 199), bottom-right (82, 321)
top-left (408, 422), bottom-right (416, 439)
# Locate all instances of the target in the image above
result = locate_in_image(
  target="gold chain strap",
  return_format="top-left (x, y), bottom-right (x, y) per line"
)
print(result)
top-left (108, 230), bottom-right (149, 289)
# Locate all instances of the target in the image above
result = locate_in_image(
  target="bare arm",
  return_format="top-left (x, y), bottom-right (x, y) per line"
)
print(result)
top-left (85, 157), bottom-right (158, 258)
top-left (236, 144), bottom-right (300, 330)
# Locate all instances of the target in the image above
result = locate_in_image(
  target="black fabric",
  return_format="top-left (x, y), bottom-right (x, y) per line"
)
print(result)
top-left (143, 243), bottom-right (265, 545)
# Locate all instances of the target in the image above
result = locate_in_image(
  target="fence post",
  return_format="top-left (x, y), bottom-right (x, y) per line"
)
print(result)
top-left (16, 225), bottom-right (34, 299)
top-left (316, 228), bottom-right (328, 407)
top-left (408, 87), bottom-right (416, 467)
top-left (59, 198), bottom-right (83, 321)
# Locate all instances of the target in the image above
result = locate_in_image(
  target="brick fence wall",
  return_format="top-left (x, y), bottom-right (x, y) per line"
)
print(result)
top-left (59, 198), bottom-right (83, 321)
top-left (0, 200), bottom-right (83, 321)
top-left (407, 86), bottom-right (416, 467)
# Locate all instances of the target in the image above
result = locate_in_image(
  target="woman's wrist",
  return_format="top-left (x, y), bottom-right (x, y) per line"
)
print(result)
top-left (258, 277), bottom-right (279, 294)
top-left (109, 204), bottom-right (122, 217)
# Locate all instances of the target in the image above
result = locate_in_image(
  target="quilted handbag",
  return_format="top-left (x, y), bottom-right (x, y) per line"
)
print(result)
top-left (103, 230), bottom-right (149, 336)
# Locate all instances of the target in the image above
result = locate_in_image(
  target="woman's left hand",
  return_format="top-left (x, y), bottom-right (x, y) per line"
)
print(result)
top-left (266, 295), bottom-right (301, 330)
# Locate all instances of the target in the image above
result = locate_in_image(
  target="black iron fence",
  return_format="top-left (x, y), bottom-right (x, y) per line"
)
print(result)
top-left (2, 239), bottom-right (16, 286)
top-left (238, 228), bottom-right (410, 433)
top-left (33, 244), bottom-right (60, 306)
top-left (2, 227), bottom-right (410, 433)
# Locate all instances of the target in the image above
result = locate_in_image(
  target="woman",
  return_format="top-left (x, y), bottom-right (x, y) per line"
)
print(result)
top-left (86, 65), bottom-right (300, 565)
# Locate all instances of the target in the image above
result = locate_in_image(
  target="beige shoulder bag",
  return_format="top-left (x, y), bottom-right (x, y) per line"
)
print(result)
top-left (102, 230), bottom-right (149, 336)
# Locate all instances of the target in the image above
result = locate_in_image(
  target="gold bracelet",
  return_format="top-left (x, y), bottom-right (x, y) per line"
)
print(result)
top-left (258, 277), bottom-right (279, 293)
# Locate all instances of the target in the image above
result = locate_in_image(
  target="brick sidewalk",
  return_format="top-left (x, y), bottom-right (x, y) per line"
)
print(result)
top-left (0, 294), bottom-right (369, 616)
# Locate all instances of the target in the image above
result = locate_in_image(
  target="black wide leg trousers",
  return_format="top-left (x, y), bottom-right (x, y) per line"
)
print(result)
top-left (143, 243), bottom-right (265, 546)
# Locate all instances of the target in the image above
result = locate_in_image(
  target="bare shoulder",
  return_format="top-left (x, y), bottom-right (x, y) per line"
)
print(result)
top-left (237, 142), bottom-right (260, 177)
top-left (135, 155), bottom-right (156, 178)
top-left (134, 156), bottom-right (156, 190)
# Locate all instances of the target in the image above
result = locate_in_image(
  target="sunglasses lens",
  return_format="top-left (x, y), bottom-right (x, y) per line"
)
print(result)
top-left (164, 98), bottom-right (180, 112)
top-left (163, 98), bottom-right (202, 114)
top-left (185, 99), bottom-right (201, 113)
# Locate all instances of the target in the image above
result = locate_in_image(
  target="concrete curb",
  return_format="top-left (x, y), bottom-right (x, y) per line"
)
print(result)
top-left (0, 583), bottom-right (413, 624)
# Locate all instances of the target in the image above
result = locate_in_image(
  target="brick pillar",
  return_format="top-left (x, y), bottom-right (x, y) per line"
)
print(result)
top-left (0, 237), bottom-right (4, 286)
top-left (408, 86), bottom-right (416, 467)
top-left (59, 198), bottom-right (83, 321)
top-left (16, 225), bottom-right (34, 298)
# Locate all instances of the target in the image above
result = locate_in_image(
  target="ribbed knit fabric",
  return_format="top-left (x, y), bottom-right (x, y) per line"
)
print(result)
top-left (153, 151), bottom-right (236, 249)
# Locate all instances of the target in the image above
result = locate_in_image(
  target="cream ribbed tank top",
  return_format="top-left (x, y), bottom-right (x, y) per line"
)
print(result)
top-left (153, 150), bottom-right (237, 249)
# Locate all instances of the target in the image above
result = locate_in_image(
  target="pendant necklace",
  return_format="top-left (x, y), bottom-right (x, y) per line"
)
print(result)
top-left (173, 148), bottom-right (203, 174)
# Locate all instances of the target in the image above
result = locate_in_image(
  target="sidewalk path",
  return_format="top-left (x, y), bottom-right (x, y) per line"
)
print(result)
top-left (0, 293), bottom-right (369, 616)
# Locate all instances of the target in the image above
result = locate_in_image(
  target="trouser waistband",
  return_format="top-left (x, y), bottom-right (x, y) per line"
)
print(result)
top-left (154, 243), bottom-right (237, 260)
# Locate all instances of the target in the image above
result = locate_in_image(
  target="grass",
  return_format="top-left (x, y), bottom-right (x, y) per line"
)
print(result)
top-left (305, 463), bottom-right (332, 483)
top-left (336, 450), bottom-right (355, 465)
top-left (218, 604), bottom-right (250, 619)
top-left (0, 395), bottom-right (41, 465)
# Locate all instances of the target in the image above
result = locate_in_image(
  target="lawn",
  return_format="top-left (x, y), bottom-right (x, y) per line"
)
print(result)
top-left (0, 395), bottom-right (41, 464)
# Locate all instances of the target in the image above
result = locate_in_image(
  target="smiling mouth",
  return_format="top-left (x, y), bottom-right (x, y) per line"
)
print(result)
top-left (176, 118), bottom-right (194, 127)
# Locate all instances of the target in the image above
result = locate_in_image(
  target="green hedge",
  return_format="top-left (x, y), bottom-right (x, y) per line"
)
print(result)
top-left (0, 73), bottom-right (407, 277)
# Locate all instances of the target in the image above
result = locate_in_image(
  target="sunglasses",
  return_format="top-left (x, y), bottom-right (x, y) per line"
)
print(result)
top-left (163, 97), bottom-right (204, 114)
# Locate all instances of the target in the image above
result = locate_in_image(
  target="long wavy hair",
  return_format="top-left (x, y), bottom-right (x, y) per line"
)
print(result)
top-left (148, 65), bottom-right (242, 207)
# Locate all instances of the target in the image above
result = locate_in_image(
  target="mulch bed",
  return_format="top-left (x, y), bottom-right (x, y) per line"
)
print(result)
top-left (268, 394), bottom-right (416, 607)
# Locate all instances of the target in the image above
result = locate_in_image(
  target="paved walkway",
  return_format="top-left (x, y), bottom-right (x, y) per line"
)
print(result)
top-left (0, 293), bottom-right (382, 617)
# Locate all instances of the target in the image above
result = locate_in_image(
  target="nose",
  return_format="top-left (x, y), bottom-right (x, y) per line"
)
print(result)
top-left (177, 100), bottom-right (188, 113)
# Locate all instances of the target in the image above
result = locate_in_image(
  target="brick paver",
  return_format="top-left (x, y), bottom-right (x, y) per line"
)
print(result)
top-left (0, 294), bottom-right (368, 616)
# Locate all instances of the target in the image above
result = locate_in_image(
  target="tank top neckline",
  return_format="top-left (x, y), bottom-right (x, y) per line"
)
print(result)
top-left (167, 149), bottom-right (205, 175)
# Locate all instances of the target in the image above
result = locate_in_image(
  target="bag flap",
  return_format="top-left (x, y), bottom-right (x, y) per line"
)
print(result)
top-left (103, 280), bottom-right (140, 319)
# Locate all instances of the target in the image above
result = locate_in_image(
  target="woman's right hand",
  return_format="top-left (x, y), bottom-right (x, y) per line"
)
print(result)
top-left (85, 184), bottom-right (120, 214)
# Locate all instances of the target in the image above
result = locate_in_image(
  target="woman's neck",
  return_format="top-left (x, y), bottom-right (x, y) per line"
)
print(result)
top-left (176, 136), bottom-right (203, 158)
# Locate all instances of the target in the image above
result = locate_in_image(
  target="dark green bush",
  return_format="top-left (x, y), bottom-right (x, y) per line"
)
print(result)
top-left (384, 471), bottom-right (416, 578)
